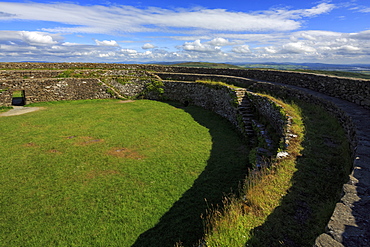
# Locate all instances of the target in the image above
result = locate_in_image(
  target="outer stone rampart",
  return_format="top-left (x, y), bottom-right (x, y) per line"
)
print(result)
top-left (150, 67), bottom-right (370, 110)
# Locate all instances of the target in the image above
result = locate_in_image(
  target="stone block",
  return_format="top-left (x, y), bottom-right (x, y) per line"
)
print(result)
top-left (314, 234), bottom-right (344, 247)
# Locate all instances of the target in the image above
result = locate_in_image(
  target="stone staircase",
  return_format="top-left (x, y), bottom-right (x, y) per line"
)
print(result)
top-left (235, 89), bottom-right (255, 136)
top-left (234, 88), bottom-right (277, 168)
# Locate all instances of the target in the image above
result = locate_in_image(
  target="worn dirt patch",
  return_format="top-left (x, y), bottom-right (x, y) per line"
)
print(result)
top-left (74, 136), bottom-right (104, 146)
top-left (65, 136), bottom-right (77, 139)
top-left (107, 147), bottom-right (145, 160)
top-left (23, 142), bottom-right (38, 147)
top-left (0, 106), bottom-right (45, 117)
top-left (118, 100), bottom-right (135, 103)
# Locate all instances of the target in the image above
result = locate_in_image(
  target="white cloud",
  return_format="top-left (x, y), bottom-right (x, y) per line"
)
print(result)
top-left (120, 49), bottom-right (138, 55)
top-left (180, 39), bottom-right (221, 53)
top-left (232, 45), bottom-right (251, 54)
top-left (299, 3), bottom-right (335, 17)
top-left (99, 51), bottom-right (116, 58)
top-left (350, 30), bottom-right (370, 40)
top-left (0, 2), bottom-right (335, 34)
top-left (206, 38), bottom-right (234, 46)
top-left (142, 43), bottom-right (156, 49)
top-left (281, 42), bottom-right (316, 54)
top-left (95, 39), bottom-right (119, 46)
top-left (262, 3), bottom-right (335, 20)
top-left (19, 31), bottom-right (57, 45)
top-left (357, 6), bottom-right (370, 13)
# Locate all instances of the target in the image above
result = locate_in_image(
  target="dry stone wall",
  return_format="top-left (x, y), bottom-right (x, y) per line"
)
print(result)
top-left (0, 78), bottom-right (113, 106)
top-left (156, 81), bottom-right (240, 127)
top-left (151, 67), bottom-right (370, 110)
top-left (1, 62), bottom-right (368, 109)
top-left (153, 70), bottom-right (370, 247)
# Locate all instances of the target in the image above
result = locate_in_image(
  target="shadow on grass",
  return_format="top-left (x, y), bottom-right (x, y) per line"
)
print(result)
top-left (132, 102), bottom-right (250, 247)
top-left (244, 102), bottom-right (352, 247)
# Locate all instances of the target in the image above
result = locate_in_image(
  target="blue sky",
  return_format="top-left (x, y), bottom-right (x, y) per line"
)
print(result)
top-left (0, 0), bottom-right (369, 64)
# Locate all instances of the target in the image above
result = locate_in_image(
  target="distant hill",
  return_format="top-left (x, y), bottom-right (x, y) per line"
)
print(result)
top-left (233, 62), bottom-right (370, 79)
top-left (165, 62), bottom-right (243, 69)
top-left (151, 61), bottom-right (370, 79)
top-left (234, 62), bottom-right (370, 72)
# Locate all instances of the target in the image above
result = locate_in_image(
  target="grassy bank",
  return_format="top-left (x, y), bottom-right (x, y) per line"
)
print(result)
top-left (0, 99), bottom-right (249, 246)
top-left (202, 98), bottom-right (352, 246)
top-left (0, 106), bottom-right (12, 112)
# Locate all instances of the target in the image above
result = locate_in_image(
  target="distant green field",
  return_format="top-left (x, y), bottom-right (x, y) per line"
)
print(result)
top-left (171, 62), bottom-right (242, 69)
top-left (169, 62), bottom-right (370, 79)
top-left (0, 99), bottom-right (249, 246)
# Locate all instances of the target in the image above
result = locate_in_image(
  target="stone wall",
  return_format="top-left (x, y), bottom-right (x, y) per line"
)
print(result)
top-left (0, 78), bottom-right (113, 106)
top-left (151, 67), bottom-right (370, 110)
top-left (0, 70), bottom-right (62, 79)
top-left (153, 70), bottom-right (369, 247)
top-left (0, 68), bottom-right (161, 106)
top-left (1, 62), bottom-right (368, 109)
top-left (155, 81), bottom-right (240, 127)
top-left (246, 92), bottom-right (287, 138)
top-left (149, 80), bottom-right (288, 159)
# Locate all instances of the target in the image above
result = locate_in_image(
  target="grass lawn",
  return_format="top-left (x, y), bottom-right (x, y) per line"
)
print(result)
top-left (0, 99), bottom-right (249, 246)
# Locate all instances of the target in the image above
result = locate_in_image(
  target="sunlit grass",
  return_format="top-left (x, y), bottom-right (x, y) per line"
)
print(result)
top-left (0, 99), bottom-right (249, 246)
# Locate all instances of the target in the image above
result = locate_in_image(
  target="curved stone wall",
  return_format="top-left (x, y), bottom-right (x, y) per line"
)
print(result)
top-left (1, 62), bottom-right (368, 109)
top-left (153, 70), bottom-right (370, 247)
top-left (149, 66), bottom-right (370, 110)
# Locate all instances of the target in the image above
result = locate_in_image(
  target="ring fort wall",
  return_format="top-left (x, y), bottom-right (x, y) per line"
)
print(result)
top-left (0, 63), bottom-right (369, 246)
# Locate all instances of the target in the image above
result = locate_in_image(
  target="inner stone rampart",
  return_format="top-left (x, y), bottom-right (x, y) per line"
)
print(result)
top-left (0, 78), bottom-right (113, 106)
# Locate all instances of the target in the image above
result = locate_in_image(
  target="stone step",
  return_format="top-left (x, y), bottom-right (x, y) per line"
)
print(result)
top-left (238, 105), bottom-right (252, 110)
top-left (239, 101), bottom-right (251, 106)
top-left (238, 108), bottom-right (251, 113)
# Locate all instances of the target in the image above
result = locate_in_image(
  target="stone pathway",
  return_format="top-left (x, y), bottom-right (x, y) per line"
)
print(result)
top-left (0, 106), bottom-right (44, 117)
top-left (267, 81), bottom-right (370, 247)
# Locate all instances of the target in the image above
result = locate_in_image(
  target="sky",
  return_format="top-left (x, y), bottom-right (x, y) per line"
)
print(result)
top-left (0, 0), bottom-right (370, 64)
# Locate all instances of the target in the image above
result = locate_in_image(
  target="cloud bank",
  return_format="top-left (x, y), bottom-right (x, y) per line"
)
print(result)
top-left (0, 2), bottom-right (369, 64)
top-left (0, 2), bottom-right (335, 34)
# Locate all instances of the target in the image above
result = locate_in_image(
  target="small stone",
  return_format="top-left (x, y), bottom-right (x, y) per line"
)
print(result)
top-left (276, 151), bottom-right (289, 158)
top-left (314, 233), bottom-right (344, 247)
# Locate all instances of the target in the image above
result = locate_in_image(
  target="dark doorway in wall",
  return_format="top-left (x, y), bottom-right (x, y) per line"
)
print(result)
top-left (12, 90), bottom-right (26, 106)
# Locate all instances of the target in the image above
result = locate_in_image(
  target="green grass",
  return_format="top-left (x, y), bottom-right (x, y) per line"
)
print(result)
top-left (12, 90), bottom-right (23, 98)
top-left (0, 106), bottom-right (12, 112)
top-left (0, 99), bottom-right (249, 246)
top-left (202, 98), bottom-right (352, 246)
top-left (195, 80), bottom-right (239, 89)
